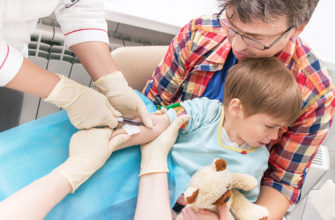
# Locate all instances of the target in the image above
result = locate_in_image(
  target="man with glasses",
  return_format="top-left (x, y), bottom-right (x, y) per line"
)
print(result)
top-left (144, 0), bottom-right (335, 219)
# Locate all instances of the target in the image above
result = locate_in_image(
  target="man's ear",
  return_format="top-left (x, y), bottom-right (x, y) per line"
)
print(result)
top-left (228, 98), bottom-right (243, 118)
top-left (290, 23), bottom-right (307, 38)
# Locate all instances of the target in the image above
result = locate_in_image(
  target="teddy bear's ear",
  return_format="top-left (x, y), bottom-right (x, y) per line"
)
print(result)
top-left (213, 158), bottom-right (227, 171)
top-left (184, 186), bottom-right (199, 204)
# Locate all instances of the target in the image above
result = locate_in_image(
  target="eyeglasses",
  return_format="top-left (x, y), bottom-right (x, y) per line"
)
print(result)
top-left (216, 10), bottom-right (294, 50)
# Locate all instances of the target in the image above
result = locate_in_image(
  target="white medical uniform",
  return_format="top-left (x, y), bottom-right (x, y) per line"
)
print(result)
top-left (0, 0), bottom-right (109, 86)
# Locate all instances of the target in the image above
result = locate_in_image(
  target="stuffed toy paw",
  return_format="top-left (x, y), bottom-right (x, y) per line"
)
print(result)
top-left (176, 158), bottom-right (269, 220)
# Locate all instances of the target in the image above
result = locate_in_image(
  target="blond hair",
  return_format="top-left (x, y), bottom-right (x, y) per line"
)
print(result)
top-left (223, 57), bottom-right (302, 125)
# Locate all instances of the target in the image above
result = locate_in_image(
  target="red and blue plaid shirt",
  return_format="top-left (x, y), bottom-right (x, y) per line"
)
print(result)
top-left (143, 14), bottom-right (335, 204)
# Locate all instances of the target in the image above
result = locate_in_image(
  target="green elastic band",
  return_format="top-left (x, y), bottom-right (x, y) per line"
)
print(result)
top-left (158, 102), bottom-right (181, 110)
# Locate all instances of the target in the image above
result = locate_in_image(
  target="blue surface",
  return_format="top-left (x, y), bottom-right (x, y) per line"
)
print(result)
top-left (0, 91), bottom-right (181, 219)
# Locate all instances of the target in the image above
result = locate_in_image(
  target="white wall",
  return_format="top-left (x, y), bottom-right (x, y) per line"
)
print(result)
top-left (106, 0), bottom-right (334, 64)
top-left (300, 0), bottom-right (335, 64)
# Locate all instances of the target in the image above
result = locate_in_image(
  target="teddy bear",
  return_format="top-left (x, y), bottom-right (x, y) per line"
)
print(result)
top-left (176, 158), bottom-right (269, 220)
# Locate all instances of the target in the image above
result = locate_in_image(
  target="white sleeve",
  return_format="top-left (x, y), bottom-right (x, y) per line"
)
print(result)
top-left (54, 0), bottom-right (109, 48)
top-left (0, 40), bottom-right (24, 86)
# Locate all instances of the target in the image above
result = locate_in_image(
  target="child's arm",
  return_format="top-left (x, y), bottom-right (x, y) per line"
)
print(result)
top-left (112, 98), bottom-right (221, 151)
top-left (111, 112), bottom-right (171, 151)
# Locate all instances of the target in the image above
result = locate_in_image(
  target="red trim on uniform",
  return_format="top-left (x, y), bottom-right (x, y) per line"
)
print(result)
top-left (64, 28), bottom-right (107, 36)
top-left (0, 44), bottom-right (10, 70)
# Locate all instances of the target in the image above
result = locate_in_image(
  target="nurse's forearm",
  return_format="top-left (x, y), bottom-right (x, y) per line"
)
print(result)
top-left (6, 58), bottom-right (60, 98)
top-left (0, 172), bottom-right (71, 219)
top-left (70, 41), bottom-right (118, 81)
top-left (134, 173), bottom-right (172, 220)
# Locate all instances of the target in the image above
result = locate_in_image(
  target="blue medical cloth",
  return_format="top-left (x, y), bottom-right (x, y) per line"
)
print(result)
top-left (0, 91), bottom-right (179, 219)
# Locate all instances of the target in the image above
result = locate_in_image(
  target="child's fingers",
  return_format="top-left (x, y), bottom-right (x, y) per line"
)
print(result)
top-left (176, 194), bottom-right (187, 206)
top-left (198, 209), bottom-right (213, 214)
top-left (152, 107), bottom-right (168, 115)
top-left (181, 207), bottom-right (199, 220)
top-left (217, 204), bottom-right (234, 220)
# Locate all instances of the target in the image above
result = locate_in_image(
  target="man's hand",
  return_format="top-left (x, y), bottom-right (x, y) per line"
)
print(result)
top-left (256, 186), bottom-right (290, 219)
top-left (54, 128), bottom-right (130, 192)
top-left (94, 71), bottom-right (153, 127)
top-left (44, 74), bottom-right (120, 129)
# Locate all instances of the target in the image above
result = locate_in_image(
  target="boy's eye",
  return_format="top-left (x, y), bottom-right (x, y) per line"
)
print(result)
top-left (265, 125), bottom-right (275, 129)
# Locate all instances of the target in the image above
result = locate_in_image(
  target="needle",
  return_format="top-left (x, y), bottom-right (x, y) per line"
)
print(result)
top-left (116, 117), bottom-right (144, 126)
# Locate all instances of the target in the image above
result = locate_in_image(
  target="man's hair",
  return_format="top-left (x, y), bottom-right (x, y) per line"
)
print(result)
top-left (219, 0), bottom-right (319, 26)
top-left (223, 57), bottom-right (302, 125)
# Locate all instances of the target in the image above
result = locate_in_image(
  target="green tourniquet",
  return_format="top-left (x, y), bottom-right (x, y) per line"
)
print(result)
top-left (156, 102), bottom-right (181, 110)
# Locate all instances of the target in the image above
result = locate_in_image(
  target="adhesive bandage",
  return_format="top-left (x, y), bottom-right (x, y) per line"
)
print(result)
top-left (122, 123), bottom-right (140, 136)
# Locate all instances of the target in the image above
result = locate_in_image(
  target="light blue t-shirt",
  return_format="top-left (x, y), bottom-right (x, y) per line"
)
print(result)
top-left (166, 97), bottom-right (269, 201)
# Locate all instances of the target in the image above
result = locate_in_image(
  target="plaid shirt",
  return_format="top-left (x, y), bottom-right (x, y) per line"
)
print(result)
top-left (144, 14), bottom-right (335, 204)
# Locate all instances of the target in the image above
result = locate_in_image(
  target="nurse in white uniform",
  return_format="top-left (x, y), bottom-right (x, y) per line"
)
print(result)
top-left (0, 0), bottom-right (152, 130)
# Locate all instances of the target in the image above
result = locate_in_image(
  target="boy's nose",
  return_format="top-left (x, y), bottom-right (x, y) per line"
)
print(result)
top-left (269, 130), bottom-right (279, 140)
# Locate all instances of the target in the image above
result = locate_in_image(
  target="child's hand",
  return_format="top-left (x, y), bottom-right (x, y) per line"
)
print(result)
top-left (182, 207), bottom-right (220, 220)
top-left (217, 204), bottom-right (234, 220)
top-left (176, 194), bottom-right (187, 206)
top-left (181, 204), bottom-right (233, 220)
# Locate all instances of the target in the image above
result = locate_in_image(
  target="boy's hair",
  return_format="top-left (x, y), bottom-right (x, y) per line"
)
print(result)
top-left (223, 57), bottom-right (302, 125)
top-left (219, 0), bottom-right (319, 26)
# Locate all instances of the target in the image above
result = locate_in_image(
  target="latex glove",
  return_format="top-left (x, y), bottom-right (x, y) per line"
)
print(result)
top-left (53, 128), bottom-right (130, 192)
top-left (93, 71), bottom-right (153, 128)
top-left (44, 74), bottom-right (120, 129)
top-left (139, 114), bottom-right (190, 176)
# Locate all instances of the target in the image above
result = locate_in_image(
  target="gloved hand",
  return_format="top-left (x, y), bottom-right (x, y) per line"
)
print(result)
top-left (139, 114), bottom-right (190, 176)
top-left (44, 74), bottom-right (120, 129)
top-left (93, 71), bottom-right (153, 128)
top-left (53, 128), bottom-right (130, 192)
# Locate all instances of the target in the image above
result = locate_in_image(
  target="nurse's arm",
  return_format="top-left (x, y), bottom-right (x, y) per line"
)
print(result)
top-left (70, 41), bottom-right (118, 81)
top-left (6, 58), bottom-right (60, 98)
top-left (0, 172), bottom-right (71, 219)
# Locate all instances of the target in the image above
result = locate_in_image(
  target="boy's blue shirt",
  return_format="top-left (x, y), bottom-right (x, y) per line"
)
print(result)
top-left (166, 97), bottom-right (269, 201)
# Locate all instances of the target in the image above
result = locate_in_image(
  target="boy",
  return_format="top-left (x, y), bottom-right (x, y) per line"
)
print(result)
top-left (144, 0), bottom-right (335, 217)
top-left (113, 57), bottom-right (302, 204)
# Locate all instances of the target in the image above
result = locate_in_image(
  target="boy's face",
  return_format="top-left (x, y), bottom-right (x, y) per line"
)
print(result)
top-left (234, 112), bottom-right (286, 148)
top-left (223, 8), bottom-right (303, 60)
